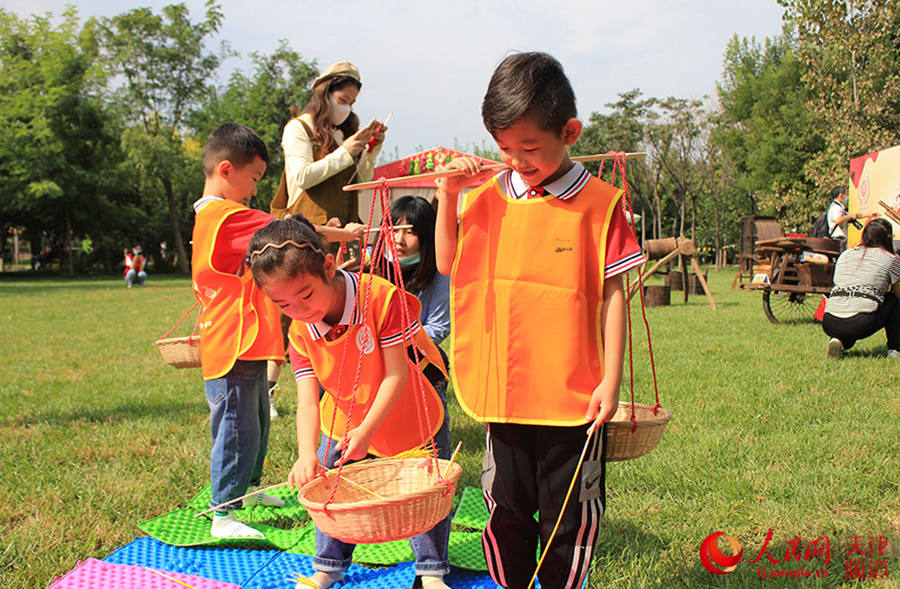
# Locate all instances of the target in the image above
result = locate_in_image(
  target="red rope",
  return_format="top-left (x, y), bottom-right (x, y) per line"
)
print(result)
top-left (321, 177), bottom-right (446, 509)
top-left (158, 301), bottom-right (200, 342)
top-left (370, 180), bottom-right (444, 481)
top-left (600, 153), bottom-right (662, 427)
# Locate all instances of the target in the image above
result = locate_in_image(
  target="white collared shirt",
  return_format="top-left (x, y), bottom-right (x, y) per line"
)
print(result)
top-left (305, 269), bottom-right (363, 340)
top-left (499, 161), bottom-right (591, 201)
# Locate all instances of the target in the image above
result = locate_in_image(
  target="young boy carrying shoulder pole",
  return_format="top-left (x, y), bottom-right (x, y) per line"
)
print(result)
top-left (434, 52), bottom-right (645, 589)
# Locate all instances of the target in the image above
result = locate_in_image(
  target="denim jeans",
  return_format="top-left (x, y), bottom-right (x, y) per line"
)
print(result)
top-left (205, 360), bottom-right (270, 510)
top-left (313, 376), bottom-right (451, 577)
top-left (125, 269), bottom-right (147, 286)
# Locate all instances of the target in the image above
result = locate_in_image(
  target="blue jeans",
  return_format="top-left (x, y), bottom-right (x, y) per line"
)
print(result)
top-left (125, 269), bottom-right (146, 286)
top-left (205, 360), bottom-right (270, 510)
top-left (313, 376), bottom-right (451, 577)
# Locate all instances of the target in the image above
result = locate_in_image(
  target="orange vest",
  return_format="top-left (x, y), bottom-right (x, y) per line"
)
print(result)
top-left (123, 254), bottom-right (145, 278)
top-left (288, 274), bottom-right (447, 457)
top-left (450, 174), bottom-right (622, 426)
top-left (191, 198), bottom-right (284, 380)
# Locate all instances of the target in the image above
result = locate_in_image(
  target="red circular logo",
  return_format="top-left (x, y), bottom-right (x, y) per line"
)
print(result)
top-left (700, 532), bottom-right (743, 575)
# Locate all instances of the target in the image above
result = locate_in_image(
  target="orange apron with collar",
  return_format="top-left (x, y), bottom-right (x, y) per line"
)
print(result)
top-left (192, 198), bottom-right (284, 380)
top-left (450, 175), bottom-right (622, 425)
top-left (288, 274), bottom-right (447, 457)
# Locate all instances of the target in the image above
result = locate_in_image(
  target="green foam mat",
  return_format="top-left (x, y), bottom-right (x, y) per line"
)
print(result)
top-left (139, 508), bottom-right (310, 549)
top-left (353, 537), bottom-right (415, 565)
top-left (449, 531), bottom-right (487, 570)
top-left (451, 486), bottom-right (489, 530)
top-left (186, 485), bottom-right (308, 522)
top-left (285, 521), bottom-right (318, 557)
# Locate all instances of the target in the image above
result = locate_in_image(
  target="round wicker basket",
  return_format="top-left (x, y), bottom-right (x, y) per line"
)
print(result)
top-left (155, 336), bottom-right (201, 369)
top-left (605, 402), bottom-right (672, 462)
top-left (298, 457), bottom-right (462, 544)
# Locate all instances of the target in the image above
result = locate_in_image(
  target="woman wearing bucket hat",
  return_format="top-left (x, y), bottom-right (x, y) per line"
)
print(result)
top-left (267, 61), bottom-right (385, 419)
top-left (272, 60), bottom-right (385, 225)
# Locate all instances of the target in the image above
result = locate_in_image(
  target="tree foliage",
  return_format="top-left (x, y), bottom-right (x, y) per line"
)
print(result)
top-left (780, 0), bottom-right (900, 189)
top-left (0, 7), bottom-right (127, 274)
top-left (100, 1), bottom-right (224, 274)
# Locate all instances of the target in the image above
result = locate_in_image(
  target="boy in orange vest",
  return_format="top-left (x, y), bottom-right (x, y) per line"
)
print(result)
top-left (192, 123), bottom-right (288, 538)
top-left (434, 53), bottom-right (644, 589)
top-left (194, 123), bottom-right (369, 539)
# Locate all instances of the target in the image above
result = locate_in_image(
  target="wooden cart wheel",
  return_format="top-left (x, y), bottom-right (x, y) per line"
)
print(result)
top-left (762, 289), bottom-right (814, 324)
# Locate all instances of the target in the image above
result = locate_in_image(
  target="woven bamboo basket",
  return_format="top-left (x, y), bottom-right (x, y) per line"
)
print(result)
top-left (155, 336), bottom-right (201, 369)
top-left (605, 402), bottom-right (672, 462)
top-left (298, 457), bottom-right (462, 544)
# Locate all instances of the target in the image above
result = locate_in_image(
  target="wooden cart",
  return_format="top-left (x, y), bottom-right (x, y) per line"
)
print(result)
top-left (740, 237), bottom-right (840, 324)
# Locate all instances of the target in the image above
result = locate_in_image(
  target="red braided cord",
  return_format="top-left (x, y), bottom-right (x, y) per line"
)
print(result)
top-left (604, 152), bottom-right (662, 426)
top-left (159, 301), bottom-right (200, 341)
top-left (372, 181), bottom-right (444, 480)
top-left (321, 178), bottom-right (447, 508)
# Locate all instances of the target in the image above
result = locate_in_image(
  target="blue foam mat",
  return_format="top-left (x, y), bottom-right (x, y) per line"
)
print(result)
top-left (105, 537), bottom-right (281, 586)
top-left (103, 537), bottom-right (504, 588)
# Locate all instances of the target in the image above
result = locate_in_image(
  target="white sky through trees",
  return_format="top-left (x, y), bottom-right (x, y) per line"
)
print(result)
top-left (5, 0), bottom-right (786, 158)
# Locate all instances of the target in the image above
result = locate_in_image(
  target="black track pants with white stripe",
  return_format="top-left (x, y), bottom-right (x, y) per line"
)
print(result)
top-left (481, 422), bottom-right (607, 589)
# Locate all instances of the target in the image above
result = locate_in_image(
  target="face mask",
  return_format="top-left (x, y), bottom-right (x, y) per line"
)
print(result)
top-left (133, 250), bottom-right (141, 255)
top-left (384, 250), bottom-right (420, 267)
top-left (328, 95), bottom-right (351, 126)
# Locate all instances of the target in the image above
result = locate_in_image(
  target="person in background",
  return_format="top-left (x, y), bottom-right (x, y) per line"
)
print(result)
top-left (266, 60), bottom-right (386, 418)
top-left (123, 245), bottom-right (147, 288)
top-left (823, 218), bottom-right (900, 359)
top-left (384, 195), bottom-right (451, 347)
top-left (826, 185), bottom-right (866, 251)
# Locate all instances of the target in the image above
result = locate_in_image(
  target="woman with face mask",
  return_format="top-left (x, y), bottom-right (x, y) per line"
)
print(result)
top-left (268, 62), bottom-right (385, 418)
top-left (273, 61), bottom-right (385, 225)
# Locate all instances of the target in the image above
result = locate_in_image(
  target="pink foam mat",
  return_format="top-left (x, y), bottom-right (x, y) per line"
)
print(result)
top-left (49, 558), bottom-right (241, 589)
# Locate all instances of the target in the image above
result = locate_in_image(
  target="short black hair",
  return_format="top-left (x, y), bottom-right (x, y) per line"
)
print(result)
top-left (202, 122), bottom-right (269, 177)
top-left (830, 185), bottom-right (847, 200)
top-left (482, 52), bottom-right (576, 135)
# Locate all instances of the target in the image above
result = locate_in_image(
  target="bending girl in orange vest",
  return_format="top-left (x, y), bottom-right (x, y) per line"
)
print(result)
top-left (247, 218), bottom-right (454, 589)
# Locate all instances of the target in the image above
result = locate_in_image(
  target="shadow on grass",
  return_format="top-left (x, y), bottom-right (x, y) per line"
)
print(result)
top-left (2, 399), bottom-right (202, 428)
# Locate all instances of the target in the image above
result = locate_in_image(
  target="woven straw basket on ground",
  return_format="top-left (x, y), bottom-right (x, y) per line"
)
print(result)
top-left (605, 402), bottom-right (672, 462)
top-left (298, 457), bottom-right (462, 544)
top-left (155, 336), bottom-right (201, 369)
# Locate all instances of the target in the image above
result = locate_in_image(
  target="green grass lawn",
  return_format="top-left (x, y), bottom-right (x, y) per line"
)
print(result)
top-left (1, 269), bottom-right (897, 588)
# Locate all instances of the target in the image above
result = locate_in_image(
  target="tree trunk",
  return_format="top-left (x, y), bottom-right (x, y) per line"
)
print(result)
top-left (64, 205), bottom-right (74, 276)
top-left (0, 222), bottom-right (10, 271)
top-left (103, 244), bottom-right (112, 275)
top-left (162, 175), bottom-right (190, 275)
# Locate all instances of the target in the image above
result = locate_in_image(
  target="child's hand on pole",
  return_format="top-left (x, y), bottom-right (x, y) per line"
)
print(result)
top-left (435, 156), bottom-right (494, 198)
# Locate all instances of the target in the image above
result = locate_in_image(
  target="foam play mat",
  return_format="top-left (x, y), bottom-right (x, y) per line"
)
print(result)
top-left (49, 558), bottom-right (241, 589)
top-left (51, 487), bottom-right (583, 588)
top-left (94, 537), bottom-right (504, 588)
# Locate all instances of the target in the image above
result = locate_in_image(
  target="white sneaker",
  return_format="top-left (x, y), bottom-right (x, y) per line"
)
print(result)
top-left (243, 491), bottom-right (285, 508)
top-left (269, 386), bottom-right (279, 419)
top-left (887, 349), bottom-right (900, 358)
top-left (827, 338), bottom-right (843, 359)
top-left (210, 512), bottom-right (264, 539)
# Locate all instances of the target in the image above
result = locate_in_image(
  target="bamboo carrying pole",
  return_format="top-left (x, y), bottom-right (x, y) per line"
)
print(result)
top-left (342, 152), bottom-right (647, 191)
top-left (878, 200), bottom-right (900, 225)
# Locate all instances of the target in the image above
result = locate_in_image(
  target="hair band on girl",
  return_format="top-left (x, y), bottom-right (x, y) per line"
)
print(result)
top-left (248, 240), bottom-right (325, 265)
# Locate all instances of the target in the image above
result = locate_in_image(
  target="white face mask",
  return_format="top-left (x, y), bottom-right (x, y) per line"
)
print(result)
top-left (328, 94), bottom-right (351, 126)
